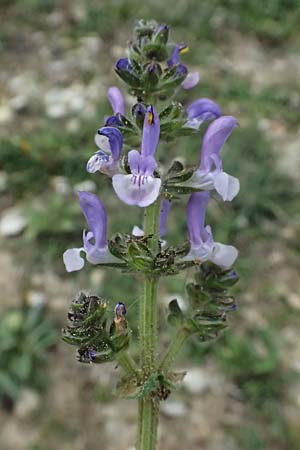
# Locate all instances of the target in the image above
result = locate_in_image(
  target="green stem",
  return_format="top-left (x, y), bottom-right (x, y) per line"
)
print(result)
top-left (159, 328), bottom-right (189, 373)
top-left (137, 399), bottom-right (159, 450)
top-left (117, 352), bottom-right (138, 377)
top-left (136, 199), bottom-right (161, 450)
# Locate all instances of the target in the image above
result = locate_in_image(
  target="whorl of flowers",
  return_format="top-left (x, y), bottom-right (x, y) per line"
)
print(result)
top-left (63, 20), bottom-right (239, 273)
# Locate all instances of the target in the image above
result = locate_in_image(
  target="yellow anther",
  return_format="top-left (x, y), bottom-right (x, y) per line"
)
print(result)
top-left (148, 111), bottom-right (154, 125)
top-left (179, 46), bottom-right (189, 54)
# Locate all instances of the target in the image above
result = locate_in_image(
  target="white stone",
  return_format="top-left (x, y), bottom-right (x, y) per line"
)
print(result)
top-left (46, 103), bottom-right (67, 119)
top-left (74, 180), bottom-right (96, 192)
top-left (0, 207), bottom-right (27, 237)
top-left (10, 94), bottom-right (29, 111)
top-left (161, 400), bottom-right (187, 418)
top-left (183, 368), bottom-right (210, 394)
top-left (0, 104), bottom-right (13, 123)
top-left (26, 290), bottom-right (46, 307)
top-left (15, 389), bottom-right (41, 418)
top-left (51, 176), bottom-right (71, 195)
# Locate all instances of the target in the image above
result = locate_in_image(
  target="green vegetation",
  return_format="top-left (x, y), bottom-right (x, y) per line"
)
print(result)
top-left (0, 306), bottom-right (57, 411)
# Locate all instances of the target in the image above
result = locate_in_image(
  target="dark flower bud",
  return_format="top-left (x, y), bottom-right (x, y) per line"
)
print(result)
top-left (105, 114), bottom-right (123, 127)
top-left (132, 102), bottom-right (147, 129)
top-left (115, 58), bottom-right (140, 87)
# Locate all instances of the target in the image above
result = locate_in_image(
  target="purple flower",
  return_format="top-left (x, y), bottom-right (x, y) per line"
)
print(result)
top-left (114, 302), bottom-right (127, 317)
top-left (167, 44), bottom-right (189, 67)
top-left (63, 192), bottom-right (120, 272)
top-left (185, 98), bottom-right (222, 129)
top-left (104, 86), bottom-right (125, 126)
top-left (107, 86), bottom-right (125, 116)
top-left (112, 106), bottom-right (161, 207)
top-left (167, 44), bottom-right (200, 90)
top-left (181, 72), bottom-right (200, 89)
top-left (181, 116), bottom-right (240, 201)
top-left (86, 127), bottom-right (123, 176)
top-left (132, 199), bottom-right (171, 239)
top-left (183, 192), bottom-right (238, 268)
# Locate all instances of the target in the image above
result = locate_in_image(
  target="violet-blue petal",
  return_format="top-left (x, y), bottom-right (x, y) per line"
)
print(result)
top-left (186, 192), bottom-right (210, 246)
top-left (200, 115), bottom-right (238, 172)
top-left (181, 72), bottom-right (200, 89)
top-left (141, 106), bottom-right (160, 158)
top-left (112, 174), bottom-right (161, 207)
top-left (128, 150), bottom-right (157, 177)
top-left (77, 191), bottom-right (107, 248)
top-left (105, 114), bottom-right (123, 126)
top-left (167, 44), bottom-right (187, 67)
top-left (107, 86), bottom-right (125, 115)
top-left (159, 199), bottom-right (171, 237)
top-left (115, 58), bottom-right (130, 71)
top-left (187, 98), bottom-right (221, 121)
top-left (175, 63), bottom-right (188, 78)
top-left (97, 127), bottom-right (123, 161)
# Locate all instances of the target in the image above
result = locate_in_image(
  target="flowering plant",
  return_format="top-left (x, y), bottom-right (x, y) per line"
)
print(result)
top-left (62, 20), bottom-right (240, 450)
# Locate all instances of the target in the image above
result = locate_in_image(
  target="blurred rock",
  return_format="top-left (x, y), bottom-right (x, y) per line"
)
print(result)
top-left (51, 176), bottom-right (72, 196)
top-left (15, 389), bottom-right (41, 418)
top-left (45, 85), bottom-right (87, 118)
top-left (0, 207), bottom-right (27, 237)
top-left (183, 368), bottom-right (210, 395)
top-left (25, 290), bottom-right (46, 307)
top-left (10, 94), bottom-right (30, 112)
top-left (0, 104), bottom-right (13, 123)
top-left (80, 36), bottom-right (102, 55)
top-left (161, 400), bottom-right (187, 418)
top-left (74, 180), bottom-right (96, 192)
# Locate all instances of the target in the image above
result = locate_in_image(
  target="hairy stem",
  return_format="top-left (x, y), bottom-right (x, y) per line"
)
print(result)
top-left (137, 398), bottom-right (159, 450)
top-left (137, 199), bottom-right (161, 450)
top-left (117, 352), bottom-right (138, 377)
top-left (159, 328), bottom-right (189, 373)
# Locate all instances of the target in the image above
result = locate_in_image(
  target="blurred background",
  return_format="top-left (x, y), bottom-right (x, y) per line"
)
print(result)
top-left (0, 1), bottom-right (300, 449)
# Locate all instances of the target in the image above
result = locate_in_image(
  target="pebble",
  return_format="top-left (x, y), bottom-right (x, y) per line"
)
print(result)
top-left (51, 176), bottom-right (71, 196)
top-left (25, 290), bottom-right (46, 307)
top-left (183, 368), bottom-right (210, 395)
top-left (0, 207), bottom-right (27, 237)
top-left (161, 400), bottom-right (187, 418)
top-left (0, 104), bottom-right (13, 123)
top-left (15, 389), bottom-right (41, 418)
top-left (74, 180), bottom-right (96, 192)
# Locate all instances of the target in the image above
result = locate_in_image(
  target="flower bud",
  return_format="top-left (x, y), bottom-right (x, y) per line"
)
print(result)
top-left (115, 58), bottom-right (140, 87)
top-left (152, 24), bottom-right (169, 46)
top-left (132, 102), bottom-right (147, 129)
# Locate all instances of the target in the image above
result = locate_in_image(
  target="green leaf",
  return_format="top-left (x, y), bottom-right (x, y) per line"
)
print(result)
top-left (167, 299), bottom-right (185, 327)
